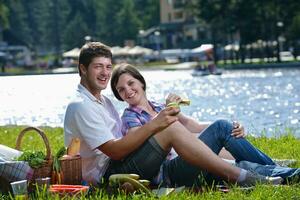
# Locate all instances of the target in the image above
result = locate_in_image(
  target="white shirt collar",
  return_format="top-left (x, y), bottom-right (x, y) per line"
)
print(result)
top-left (77, 84), bottom-right (104, 104)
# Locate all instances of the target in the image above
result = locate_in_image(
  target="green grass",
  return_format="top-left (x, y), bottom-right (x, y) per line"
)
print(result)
top-left (1, 125), bottom-right (300, 199)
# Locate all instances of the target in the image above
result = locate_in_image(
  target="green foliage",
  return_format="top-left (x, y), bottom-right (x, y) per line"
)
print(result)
top-left (134, 0), bottom-right (160, 29)
top-left (17, 150), bottom-right (46, 168)
top-left (63, 13), bottom-right (89, 50)
top-left (0, 1), bottom-right (9, 29)
top-left (186, 0), bottom-right (300, 63)
top-left (53, 146), bottom-right (66, 172)
top-left (1, 0), bottom-right (160, 52)
top-left (1, 0), bottom-right (300, 61)
top-left (115, 0), bottom-right (141, 42)
top-left (55, 146), bottom-right (66, 159)
top-left (287, 13), bottom-right (300, 40)
top-left (4, 0), bottom-right (30, 46)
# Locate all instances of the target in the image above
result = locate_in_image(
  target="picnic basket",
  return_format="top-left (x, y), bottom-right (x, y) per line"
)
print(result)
top-left (15, 126), bottom-right (53, 180)
top-left (59, 155), bottom-right (82, 184)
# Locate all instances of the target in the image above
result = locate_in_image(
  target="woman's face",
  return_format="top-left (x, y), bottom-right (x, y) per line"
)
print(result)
top-left (115, 73), bottom-right (146, 106)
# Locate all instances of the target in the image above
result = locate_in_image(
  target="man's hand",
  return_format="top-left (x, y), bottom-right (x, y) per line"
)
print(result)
top-left (151, 106), bottom-right (180, 133)
top-left (231, 121), bottom-right (246, 138)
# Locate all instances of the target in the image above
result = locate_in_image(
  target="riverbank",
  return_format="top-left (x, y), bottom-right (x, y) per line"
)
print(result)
top-left (223, 61), bottom-right (300, 70)
top-left (140, 61), bottom-right (300, 71)
top-left (1, 61), bottom-right (300, 76)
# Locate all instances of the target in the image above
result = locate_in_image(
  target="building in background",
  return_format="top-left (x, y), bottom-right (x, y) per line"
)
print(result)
top-left (138, 0), bottom-right (210, 50)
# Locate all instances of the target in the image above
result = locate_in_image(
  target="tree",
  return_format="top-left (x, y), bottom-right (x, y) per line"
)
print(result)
top-left (4, 0), bottom-right (30, 46)
top-left (115, 0), bottom-right (141, 45)
top-left (287, 13), bottom-right (300, 57)
top-left (0, 1), bottom-right (9, 30)
top-left (134, 0), bottom-right (160, 29)
top-left (43, 0), bottom-right (69, 58)
top-left (188, 0), bottom-right (300, 63)
top-left (188, 0), bottom-right (237, 63)
top-left (63, 13), bottom-right (89, 50)
top-left (93, 0), bottom-right (118, 46)
top-left (1, 1), bottom-right (162, 53)
top-left (0, 1), bottom-right (9, 72)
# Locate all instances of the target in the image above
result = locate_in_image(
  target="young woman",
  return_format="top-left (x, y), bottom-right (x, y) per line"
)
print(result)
top-left (110, 63), bottom-right (299, 187)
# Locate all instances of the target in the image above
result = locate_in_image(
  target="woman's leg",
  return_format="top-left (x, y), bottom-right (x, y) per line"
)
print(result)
top-left (153, 121), bottom-right (242, 183)
top-left (198, 119), bottom-right (276, 165)
top-left (162, 155), bottom-right (221, 187)
top-left (237, 161), bottom-right (300, 183)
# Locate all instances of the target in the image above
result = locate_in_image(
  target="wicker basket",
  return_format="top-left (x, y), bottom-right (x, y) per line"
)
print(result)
top-left (60, 155), bottom-right (82, 184)
top-left (15, 126), bottom-right (53, 180)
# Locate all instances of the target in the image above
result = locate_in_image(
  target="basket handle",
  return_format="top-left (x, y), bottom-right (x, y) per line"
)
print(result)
top-left (15, 126), bottom-right (52, 160)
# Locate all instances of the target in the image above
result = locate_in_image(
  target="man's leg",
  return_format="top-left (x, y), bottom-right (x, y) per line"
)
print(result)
top-left (219, 148), bottom-right (235, 160)
top-left (104, 137), bottom-right (168, 182)
top-left (198, 119), bottom-right (275, 165)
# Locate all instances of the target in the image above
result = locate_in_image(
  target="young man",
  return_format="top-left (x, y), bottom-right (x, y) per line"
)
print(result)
top-left (64, 42), bottom-right (282, 187)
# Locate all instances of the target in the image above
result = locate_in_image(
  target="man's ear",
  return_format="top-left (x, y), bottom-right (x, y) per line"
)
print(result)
top-left (79, 64), bottom-right (87, 75)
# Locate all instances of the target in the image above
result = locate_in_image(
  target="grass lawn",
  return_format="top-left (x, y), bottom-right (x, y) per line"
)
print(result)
top-left (0, 125), bottom-right (300, 199)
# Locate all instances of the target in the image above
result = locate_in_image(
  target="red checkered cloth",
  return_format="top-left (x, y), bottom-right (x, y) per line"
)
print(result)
top-left (0, 161), bottom-right (33, 182)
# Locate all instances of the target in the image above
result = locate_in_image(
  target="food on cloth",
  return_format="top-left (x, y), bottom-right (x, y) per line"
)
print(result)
top-left (109, 174), bottom-right (151, 195)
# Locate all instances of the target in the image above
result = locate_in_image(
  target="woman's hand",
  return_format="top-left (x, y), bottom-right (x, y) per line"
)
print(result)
top-left (166, 93), bottom-right (182, 105)
top-left (231, 121), bottom-right (246, 138)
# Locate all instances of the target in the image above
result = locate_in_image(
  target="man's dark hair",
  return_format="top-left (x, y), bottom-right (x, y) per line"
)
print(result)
top-left (111, 63), bottom-right (146, 101)
top-left (78, 42), bottom-right (112, 76)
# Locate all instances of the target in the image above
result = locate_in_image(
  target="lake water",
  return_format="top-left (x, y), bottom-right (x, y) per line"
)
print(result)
top-left (0, 68), bottom-right (299, 137)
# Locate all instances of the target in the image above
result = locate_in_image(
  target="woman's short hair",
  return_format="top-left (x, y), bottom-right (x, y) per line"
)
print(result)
top-left (78, 42), bottom-right (112, 76)
top-left (111, 63), bottom-right (146, 101)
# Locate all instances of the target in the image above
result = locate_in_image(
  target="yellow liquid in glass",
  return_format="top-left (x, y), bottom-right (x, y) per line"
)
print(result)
top-left (15, 194), bottom-right (28, 200)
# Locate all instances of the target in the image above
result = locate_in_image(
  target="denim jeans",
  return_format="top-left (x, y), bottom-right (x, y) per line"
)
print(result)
top-left (236, 161), bottom-right (300, 183)
top-left (162, 119), bottom-right (297, 187)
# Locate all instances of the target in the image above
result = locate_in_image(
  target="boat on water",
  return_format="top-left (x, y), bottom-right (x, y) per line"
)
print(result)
top-left (191, 69), bottom-right (222, 76)
top-left (191, 64), bottom-right (222, 76)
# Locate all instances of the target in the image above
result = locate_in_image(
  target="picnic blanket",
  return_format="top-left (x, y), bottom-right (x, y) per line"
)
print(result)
top-left (0, 144), bottom-right (33, 184)
top-left (0, 161), bottom-right (33, 183)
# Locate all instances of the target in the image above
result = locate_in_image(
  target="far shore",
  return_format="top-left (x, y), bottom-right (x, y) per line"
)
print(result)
top-left (1, 61), bottom-right (300, 76)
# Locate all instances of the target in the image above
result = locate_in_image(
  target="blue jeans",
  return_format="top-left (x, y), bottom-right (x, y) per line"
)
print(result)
top-left (237, 161), bottom-right (300, 184)
top-left (162, 119), bottom-right (298, 187)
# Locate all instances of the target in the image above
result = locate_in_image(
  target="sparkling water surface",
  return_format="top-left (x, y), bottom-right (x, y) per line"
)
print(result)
top-left (0, 68), bottom-right (299, 137)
